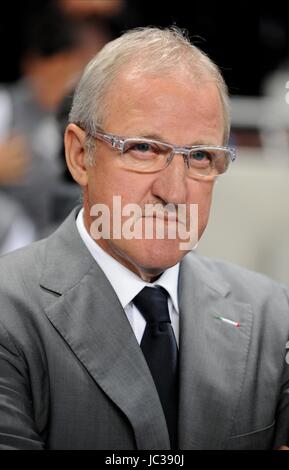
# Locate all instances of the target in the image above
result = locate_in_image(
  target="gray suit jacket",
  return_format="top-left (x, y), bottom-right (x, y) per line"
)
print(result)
top-left (0, 207), bottom-right (289, 450)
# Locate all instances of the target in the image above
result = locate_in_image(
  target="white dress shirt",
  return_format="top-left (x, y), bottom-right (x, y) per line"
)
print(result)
top-left (76, 208), bottom-right (180, 346)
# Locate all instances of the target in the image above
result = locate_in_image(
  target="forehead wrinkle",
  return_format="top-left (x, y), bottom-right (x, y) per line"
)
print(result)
top-left (104, 69), bottom-right (224, 145)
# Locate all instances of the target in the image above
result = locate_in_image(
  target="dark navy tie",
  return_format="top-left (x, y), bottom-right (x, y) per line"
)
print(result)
top-left (133, 286), bottom-right (178, 449)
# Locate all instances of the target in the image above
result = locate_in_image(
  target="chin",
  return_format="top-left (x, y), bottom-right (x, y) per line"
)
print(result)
top-left (114, 238), bottom-right (190, 275)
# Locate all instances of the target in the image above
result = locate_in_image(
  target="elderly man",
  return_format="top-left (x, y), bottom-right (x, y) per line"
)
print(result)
top-left (0, 27), bottom-right (288, 450)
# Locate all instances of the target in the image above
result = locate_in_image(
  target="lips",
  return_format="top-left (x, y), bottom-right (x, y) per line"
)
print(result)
top-left (143, 211), bottom-right (186, 225)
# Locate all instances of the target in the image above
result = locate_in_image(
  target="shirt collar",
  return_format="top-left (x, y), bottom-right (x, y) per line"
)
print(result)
top-left (76, 208), bottom-right (180, 313)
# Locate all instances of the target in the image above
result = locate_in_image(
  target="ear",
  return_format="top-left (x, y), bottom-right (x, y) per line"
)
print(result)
top-left (64, 123), bottom-right (89, 187)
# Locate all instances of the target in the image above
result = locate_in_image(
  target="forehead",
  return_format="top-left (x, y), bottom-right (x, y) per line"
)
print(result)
top-left (103, 68), bottom-right (224, 145)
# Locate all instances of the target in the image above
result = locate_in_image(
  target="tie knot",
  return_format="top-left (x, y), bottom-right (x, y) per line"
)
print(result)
top-left (133, 286), bottom-right (170, 324)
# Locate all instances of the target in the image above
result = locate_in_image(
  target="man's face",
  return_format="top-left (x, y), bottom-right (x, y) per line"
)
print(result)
top-left (83, 70), bottom-right (224, 281)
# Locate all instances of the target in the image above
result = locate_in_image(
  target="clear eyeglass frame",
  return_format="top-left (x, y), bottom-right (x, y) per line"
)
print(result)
top-left (86, 128), bottom-right (236, 179)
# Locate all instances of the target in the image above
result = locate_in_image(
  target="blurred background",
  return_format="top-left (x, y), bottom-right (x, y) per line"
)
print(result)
top-left (0, 0), bottom-right (288, 285)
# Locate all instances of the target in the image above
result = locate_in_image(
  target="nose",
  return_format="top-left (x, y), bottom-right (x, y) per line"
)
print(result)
top-left (151, 151), bottom-right (188, 205)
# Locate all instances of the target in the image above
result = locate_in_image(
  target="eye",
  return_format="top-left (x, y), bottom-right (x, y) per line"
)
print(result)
top-left (190, 150), bottom-right (211, 161)
top-left (130, 142), bottom-right (153, 153)
top-left (123, 140), bottom-right (161, 159)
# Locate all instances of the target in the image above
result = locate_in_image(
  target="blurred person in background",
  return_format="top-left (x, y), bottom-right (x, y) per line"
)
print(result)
top-left (0, 137), bottom-right (35, 255)
top-left (0, 2), bottom-right (91, 240)
top-left (0, 0), bottom-right (124, 251)
top-left (59, 0), bottom-right (123, 17)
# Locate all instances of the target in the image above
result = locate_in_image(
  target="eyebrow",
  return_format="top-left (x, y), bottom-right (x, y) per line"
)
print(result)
top-left (135, 132), bottom-right (218, 147)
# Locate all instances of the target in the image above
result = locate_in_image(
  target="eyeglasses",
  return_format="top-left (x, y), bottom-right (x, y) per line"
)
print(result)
top-left (87, 129), bottom-right (236, 179)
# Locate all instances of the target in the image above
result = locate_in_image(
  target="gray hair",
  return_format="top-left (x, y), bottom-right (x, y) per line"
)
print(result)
top-left (69, 26), bottom-right (231, 163)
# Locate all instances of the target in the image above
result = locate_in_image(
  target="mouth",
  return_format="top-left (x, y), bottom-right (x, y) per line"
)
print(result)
top-left (143, 212), bottom-right (186, 225)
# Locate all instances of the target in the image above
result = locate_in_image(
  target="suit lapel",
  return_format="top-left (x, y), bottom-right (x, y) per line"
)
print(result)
top-left (178, 253), bottom-right (253, 449)
top-left (40, 208), bottom-right (170, 450)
